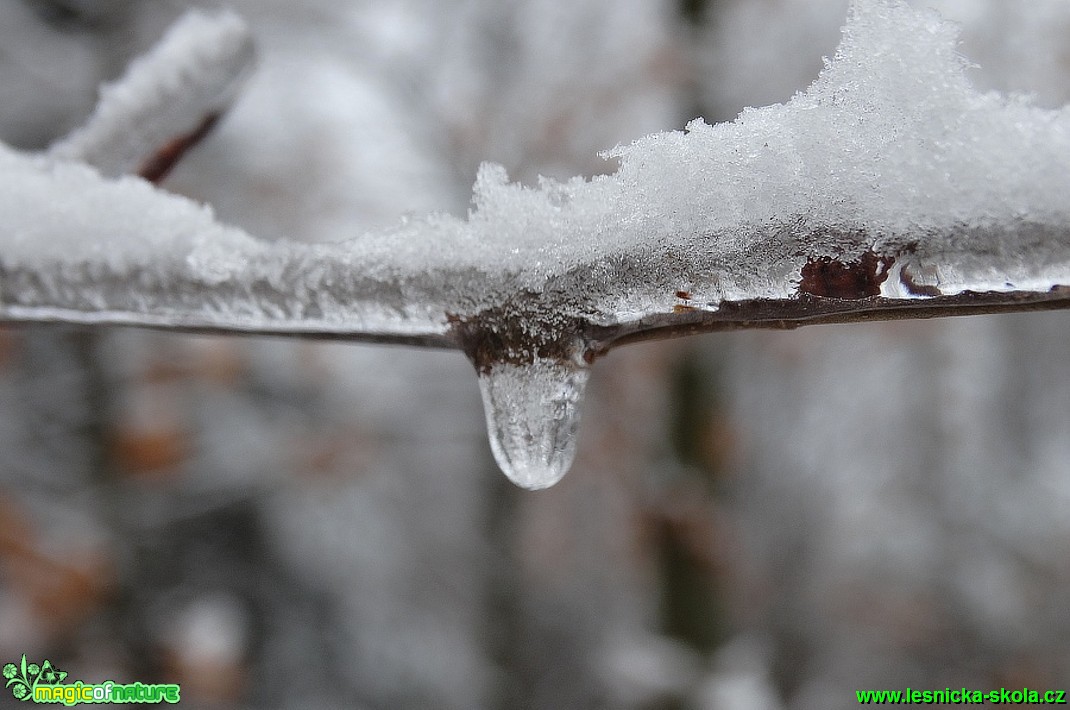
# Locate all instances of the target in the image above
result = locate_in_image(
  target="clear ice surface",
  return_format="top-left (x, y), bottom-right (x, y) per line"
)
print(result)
top-left (477, 360), bottom-right (590, 490)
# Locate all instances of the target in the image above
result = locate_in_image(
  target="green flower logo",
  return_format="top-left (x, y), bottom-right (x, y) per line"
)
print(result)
top-left (39, 660), bottom-right (66, 685)
top-left (4, 655), bottom-right (67, 701)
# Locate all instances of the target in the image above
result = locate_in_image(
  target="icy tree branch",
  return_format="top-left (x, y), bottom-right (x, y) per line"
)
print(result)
top-left (1, 0), bottom-right (1069, 487)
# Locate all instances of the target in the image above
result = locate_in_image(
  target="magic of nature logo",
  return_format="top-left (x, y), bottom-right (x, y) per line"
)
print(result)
top-left (4, 655), bottom-right (180, 705)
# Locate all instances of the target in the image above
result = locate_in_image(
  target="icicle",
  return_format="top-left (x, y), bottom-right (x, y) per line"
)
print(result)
top-left (477, 358), bottom-right (590, 490)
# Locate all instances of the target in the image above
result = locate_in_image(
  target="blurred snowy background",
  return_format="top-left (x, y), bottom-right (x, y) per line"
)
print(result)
top-left (1, 1), bottom-right (1069, 708)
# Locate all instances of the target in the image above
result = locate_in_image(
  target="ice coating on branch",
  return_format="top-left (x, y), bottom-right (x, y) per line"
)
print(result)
top-left (4, 0), bottom-right (1069, 338)
top-left (477, 360), bottom-right (590, 490)
top-left (48, 9), bottom-right (254, 177)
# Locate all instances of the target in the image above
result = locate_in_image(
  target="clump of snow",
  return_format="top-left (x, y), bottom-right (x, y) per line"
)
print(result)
top-left (0, 144), bottom-right (230, 267)
top-left (589, 0), bottom-right (1070, 304)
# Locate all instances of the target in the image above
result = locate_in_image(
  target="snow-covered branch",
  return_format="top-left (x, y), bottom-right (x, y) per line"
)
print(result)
top-left (1, 0), bottom-right (1069, 487)
top-left (48, 9), bottom-right (254, 180)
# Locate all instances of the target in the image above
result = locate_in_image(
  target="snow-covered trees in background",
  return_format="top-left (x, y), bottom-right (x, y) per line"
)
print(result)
top-left (1, 1), bottom-right (1069, 708)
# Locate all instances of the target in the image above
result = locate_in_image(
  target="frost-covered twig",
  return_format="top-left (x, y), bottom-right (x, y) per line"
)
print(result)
top-left (2, 0), bottom-right (1070, 488)
top-left (47, 9), bottom-right (254, 180)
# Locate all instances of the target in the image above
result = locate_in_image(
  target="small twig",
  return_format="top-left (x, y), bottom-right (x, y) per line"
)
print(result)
top-left (47, 9), bottom-right (253, 177)
top-left (137, 112), bottom-right (220, 184)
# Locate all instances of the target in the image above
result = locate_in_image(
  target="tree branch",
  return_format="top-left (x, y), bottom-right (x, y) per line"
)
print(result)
top-left (2, 0), bottom-right (1069, 487)
top-left (47, 9), bottom-right (253, 178)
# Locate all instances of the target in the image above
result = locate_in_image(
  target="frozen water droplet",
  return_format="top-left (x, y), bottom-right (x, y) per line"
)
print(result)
top-left (477, 358), bottom-right (589, 490)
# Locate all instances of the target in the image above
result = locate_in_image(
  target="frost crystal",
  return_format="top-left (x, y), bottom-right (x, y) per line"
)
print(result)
top-left (2, 0), bottom-right (1070, 488)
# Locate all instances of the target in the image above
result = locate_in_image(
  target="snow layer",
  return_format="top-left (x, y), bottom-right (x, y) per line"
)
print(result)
top-left (2, 0), bottom-right (1069, 347)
